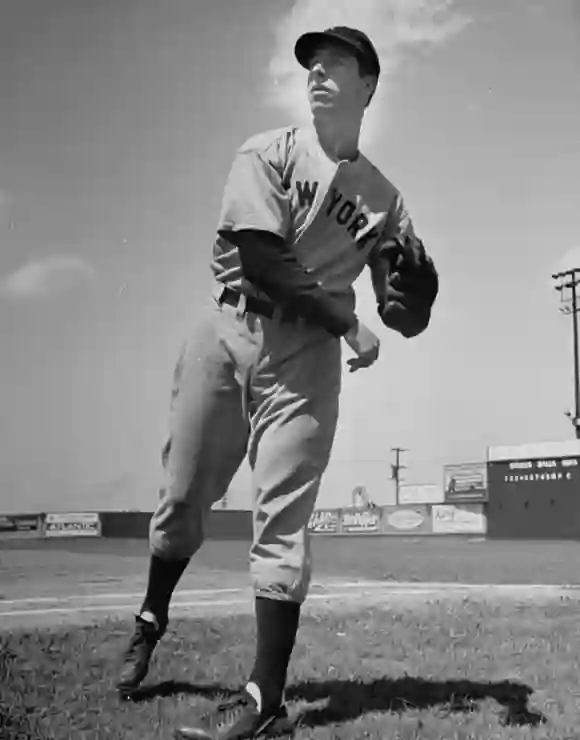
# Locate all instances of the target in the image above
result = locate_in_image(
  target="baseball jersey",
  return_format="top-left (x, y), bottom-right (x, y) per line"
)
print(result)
top-left (211, 124), bottom-right (416, 311)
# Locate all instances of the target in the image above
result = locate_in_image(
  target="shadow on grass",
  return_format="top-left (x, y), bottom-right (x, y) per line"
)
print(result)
top-left (127, 676), bottom-right (547, 729)
top-left (125, 680), bottom-right (237, 703)
top-left (285, 676), bottom-right (547, 729)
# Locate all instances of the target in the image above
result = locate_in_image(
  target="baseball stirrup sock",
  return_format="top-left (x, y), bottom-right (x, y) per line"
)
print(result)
top-left (141, 554), bottom-right (190, 626)
top-left (248, 596), bottom-right (301, 709)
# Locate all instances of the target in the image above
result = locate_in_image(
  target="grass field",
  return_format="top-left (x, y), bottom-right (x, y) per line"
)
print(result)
top-left (2, 536), bottom-right (580, 739)
top-left (4, 536), bottom-right (580, 600)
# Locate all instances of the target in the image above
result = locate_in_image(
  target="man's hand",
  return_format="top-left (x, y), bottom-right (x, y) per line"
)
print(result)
top-left (344, 319), bottom-right (380, 373)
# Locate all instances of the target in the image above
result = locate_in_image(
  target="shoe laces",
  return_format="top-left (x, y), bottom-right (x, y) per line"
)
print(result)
top-left (206, 694), bottom-right (254, 730)
top-left (127, 620), bottom-right (157, 653)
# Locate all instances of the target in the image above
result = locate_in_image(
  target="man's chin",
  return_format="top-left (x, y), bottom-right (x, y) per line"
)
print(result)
top-left (310, 101), bottom-right (335, 117)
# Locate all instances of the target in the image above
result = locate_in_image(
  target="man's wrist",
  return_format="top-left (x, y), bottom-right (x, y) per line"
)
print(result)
top-left (344, 317), bottom-right (359, 340)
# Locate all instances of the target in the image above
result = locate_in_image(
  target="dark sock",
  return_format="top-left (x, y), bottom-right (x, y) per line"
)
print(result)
top-left (140, 554), bottom-right (190, 630)
top-left (248, 597), bottom-right (301, 711)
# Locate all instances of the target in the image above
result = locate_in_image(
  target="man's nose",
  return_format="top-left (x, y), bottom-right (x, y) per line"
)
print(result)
top-left (310, 61), bottom-right (326, 78)
top-left (310, 65), bottom-right (326, 82)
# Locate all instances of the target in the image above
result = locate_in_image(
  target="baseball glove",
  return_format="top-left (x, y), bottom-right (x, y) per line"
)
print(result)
top-left (370, 235), bottom-right (439, 339)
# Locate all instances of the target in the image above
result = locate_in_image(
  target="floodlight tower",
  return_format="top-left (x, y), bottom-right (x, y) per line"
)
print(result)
top-left (552, 267), bottom-right (580, 438)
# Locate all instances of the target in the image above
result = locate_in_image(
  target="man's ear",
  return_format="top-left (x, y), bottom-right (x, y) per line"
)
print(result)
top-left (364, 76), bottom-right (377, 107)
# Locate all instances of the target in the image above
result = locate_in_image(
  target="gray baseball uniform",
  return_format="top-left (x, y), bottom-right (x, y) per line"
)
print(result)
top-left (149, 124), bottom-right (416, 603)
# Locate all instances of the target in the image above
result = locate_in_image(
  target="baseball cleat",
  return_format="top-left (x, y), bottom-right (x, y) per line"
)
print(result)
top-left (174, 689), bottom-right (293, 739)
top-left (116, 614), bottom-right (164, 695)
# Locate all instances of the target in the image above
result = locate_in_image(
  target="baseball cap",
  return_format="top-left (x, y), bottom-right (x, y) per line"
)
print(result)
top-left (294, 26), bottom-right (381, 78)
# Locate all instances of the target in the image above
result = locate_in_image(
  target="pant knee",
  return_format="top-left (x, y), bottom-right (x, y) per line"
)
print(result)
top-left (149, 529), bottom-right (202, 561)
top-left (250, 547), bottom-right (312, 605)
top-left (149, 499), bottom-right (205, 561)
top-left (254, 579), bottom-right (310, 605)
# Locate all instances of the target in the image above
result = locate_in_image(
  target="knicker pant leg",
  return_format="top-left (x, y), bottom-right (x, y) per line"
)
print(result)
top-left (149, 305), bottom-right (250, 561)
top-left (247, 327), bottom-right (342, 604)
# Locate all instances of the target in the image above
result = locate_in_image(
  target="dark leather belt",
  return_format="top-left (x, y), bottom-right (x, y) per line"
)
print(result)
top-left (219, 286), bottom-right (275, 319)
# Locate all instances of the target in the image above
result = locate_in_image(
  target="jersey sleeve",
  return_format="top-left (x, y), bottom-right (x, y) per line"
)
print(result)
top-left (217, 133), bottom-right (291, 239)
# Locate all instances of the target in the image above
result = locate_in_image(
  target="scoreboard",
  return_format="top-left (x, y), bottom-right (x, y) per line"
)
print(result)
top-left (501, 456), bottom-right (579, 484)
top-left (486, 441), bottom-right (580, 539)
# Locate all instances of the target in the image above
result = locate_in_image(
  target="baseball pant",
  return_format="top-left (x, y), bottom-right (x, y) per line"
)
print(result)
top-left (149, 283), bottom-right (342, 603)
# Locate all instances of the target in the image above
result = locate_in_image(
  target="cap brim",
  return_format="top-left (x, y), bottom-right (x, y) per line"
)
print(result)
top-left (295, 32), bottom-right (328, 69)
top-left (294, 31), bottom-right (355, 70)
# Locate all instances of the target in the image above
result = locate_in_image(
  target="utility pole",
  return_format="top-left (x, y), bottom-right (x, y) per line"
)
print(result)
top-left (552, 268), bottom-right (580, 439)
top-left (390, 447), bottom-right (407, 505)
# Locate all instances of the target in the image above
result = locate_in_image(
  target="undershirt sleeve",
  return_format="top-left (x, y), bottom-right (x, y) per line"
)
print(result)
top-left (227, 229), bottom-right (358, 337)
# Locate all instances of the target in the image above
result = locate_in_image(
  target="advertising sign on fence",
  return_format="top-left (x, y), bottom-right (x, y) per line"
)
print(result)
top-left (431, 504), bottom-right (487, 534)
top-left (398, 485), bottom-right (444, 505)
top-left (0, 514), bottom-right (42, 533)
top-left (340, 508), bottom-right (381, 534)
top-left (308, 509), bottom-right (340, 534)
top-left (443, 462), bottom-right (488, 502)
top-left (382, 505), bottom-right (433, 535)
top-left (0, 515), bottom-right (17, 532)
top-left (44, 512), bottom-right (102, 538)
top-left (12, 514), bottom-right (41, 532)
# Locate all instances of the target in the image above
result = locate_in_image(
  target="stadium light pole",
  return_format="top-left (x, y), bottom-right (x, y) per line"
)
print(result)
top-left (552, 267), bottom-right (580, 439)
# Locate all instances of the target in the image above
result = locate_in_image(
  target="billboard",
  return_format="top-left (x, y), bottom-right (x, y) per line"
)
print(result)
top-left (382, 505), bottom-right (433, 534)
top-left (12, 514), bottom-right (42, 532)
top-left (398, 485), bottom-right (444, 505)
top-left (340, 507), bottom-right (381, 534)
top-left (0, 514), bottom-right (42, 533)
top-left (443, 462), bottom-right (488, 502)
top-left (432, 503), bottom-right (487, 534)
top-left (308, 509), bottom-right (340, 534)
top-left (44, 512), bottom-right (102, 538)
top-left (0, 515), bottom-right (17, 532)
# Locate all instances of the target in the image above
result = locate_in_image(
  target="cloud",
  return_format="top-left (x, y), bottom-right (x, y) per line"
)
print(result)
top-left (266, 0), bottom-right (470, 149)
top-left (0, 255), bottom-right (96, 301)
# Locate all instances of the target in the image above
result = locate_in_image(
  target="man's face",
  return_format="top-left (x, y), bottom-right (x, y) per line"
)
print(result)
top-left (306, 41), bottom-right (374, 116)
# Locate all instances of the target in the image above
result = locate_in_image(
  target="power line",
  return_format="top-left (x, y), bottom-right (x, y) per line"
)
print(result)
top-left (390, 447), bottom-right (408, 505)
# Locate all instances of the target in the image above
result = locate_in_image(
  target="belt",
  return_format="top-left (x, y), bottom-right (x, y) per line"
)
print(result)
top-left (218, 286), bottom-right (276, 320)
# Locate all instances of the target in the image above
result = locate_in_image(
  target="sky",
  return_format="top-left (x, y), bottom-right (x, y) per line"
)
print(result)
top-left (1, 0), bottom-right (579, 514)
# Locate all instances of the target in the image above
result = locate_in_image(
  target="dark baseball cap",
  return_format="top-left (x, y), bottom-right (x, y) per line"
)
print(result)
top-left (295, 26), bottom-right (381, 78)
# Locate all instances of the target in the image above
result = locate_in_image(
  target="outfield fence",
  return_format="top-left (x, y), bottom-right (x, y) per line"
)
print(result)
top-left (0, 505), bottom-right (486, 541)
top-left (0, 510), bottom-right (255, 541)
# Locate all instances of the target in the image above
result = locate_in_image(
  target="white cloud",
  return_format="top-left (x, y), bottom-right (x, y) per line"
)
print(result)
top-left (0, 255), bottom-right (96, 301)
top-left (266, 0), bottom-right (470, 149)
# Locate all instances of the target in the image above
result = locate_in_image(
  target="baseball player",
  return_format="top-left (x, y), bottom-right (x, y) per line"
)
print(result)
top-left (116, 25), bottom-right (438, 740)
